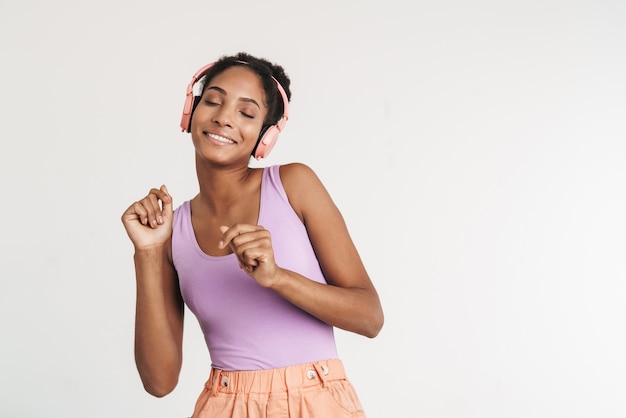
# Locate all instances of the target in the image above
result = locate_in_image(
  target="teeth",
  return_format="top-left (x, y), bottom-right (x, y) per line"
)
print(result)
top-left (207, 133), bottom-right (235, 144)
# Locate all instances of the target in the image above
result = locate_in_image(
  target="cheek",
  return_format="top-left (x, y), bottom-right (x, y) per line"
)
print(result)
top-left (190, 106), bottom-right (209, 127)
top-left (242, 120), bottom-right (264, 141)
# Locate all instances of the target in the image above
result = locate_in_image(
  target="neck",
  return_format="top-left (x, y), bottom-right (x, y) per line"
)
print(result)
top-left (193, 155), bottom-right (255, 215)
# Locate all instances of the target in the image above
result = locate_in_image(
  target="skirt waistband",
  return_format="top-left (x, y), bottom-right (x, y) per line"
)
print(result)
top-left (206, 359), bottom-right (346, 395)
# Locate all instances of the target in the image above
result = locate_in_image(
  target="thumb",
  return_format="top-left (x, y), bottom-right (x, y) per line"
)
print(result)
top-left (161, 184), bottom-right (174, 216)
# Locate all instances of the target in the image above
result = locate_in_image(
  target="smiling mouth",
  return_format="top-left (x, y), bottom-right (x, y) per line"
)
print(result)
top-left (205, 132), bottom-right (236, 144)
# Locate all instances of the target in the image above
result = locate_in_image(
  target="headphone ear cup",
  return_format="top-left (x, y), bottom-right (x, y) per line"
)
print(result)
top-left (253, 125), bottom-right (280, 159)
top-left (180, 94), bottom-right (203, 132)
top-left (188, 96), bottom-right (202, 132)
top-left (180, 96), bottom-right (193, 133)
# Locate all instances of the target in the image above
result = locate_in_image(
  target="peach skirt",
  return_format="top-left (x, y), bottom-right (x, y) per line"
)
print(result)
top-left (190, 359), bottom-right (366, 418)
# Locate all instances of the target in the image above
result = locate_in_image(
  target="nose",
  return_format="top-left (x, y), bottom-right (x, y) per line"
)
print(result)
top-left (212, 105), bottom-right (234, 128)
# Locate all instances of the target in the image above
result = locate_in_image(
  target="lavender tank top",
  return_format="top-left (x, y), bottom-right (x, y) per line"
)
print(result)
top-left (172, 165), bottom-right (338, 371)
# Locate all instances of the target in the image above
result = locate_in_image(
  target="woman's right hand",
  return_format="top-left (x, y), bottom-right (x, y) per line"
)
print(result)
top-left (121, 185), bottom-right (173, 250)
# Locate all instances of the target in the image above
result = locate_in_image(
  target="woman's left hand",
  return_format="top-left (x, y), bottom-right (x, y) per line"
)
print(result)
top-left (218, 224), bottom-right (282, 287)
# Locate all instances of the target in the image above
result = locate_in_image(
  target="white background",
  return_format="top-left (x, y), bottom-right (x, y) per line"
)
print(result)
top-left (1, 1), bottom-right (625, 417)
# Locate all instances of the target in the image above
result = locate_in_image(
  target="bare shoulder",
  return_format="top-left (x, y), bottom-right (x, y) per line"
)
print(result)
top-left (279, 162), bottom-right (320, 188)
top-left (278, 163), bottom-right (332, 222)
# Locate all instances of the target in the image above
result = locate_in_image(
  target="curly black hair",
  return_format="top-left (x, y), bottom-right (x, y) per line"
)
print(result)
top-left (193, 52), bottom-right (291, 127)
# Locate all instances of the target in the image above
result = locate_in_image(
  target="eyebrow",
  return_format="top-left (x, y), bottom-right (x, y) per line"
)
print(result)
top-left (205, 86), bottom-right (262, 109)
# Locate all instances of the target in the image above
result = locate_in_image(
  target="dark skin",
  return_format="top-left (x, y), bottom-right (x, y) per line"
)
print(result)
top-left (121, 66), bottom-right (384, 397)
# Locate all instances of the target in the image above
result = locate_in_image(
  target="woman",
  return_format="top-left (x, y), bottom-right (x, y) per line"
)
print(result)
top-left (121, 52), bottom-right (384, 418)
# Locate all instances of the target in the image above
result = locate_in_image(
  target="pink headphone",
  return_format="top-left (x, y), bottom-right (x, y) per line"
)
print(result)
top-left (180, 61), bottom-right (289, 160)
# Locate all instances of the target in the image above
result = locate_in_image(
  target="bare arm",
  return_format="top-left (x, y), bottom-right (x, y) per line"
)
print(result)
top-left (219, 164), bottom-right (384, 338)
top-left (122, 186), bottom-right (184, 397)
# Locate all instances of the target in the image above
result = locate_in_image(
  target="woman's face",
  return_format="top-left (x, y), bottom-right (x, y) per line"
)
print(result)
top-left (190, 65), bottom-right (268, 164)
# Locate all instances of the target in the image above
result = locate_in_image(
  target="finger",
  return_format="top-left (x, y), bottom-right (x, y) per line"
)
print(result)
top-left (218, 225), bottom-right (230, 249)
top-left (160, 185), bottom-right (173, 220)
top-left (221, 229), bottom-right (255, 251)
top-left (123, 201), bottom-right (149, 226)
top-left (239, 241), bottom-right (269, 265)
top-left (231, 233), bottom-right (272, 267)
top-left (218, 224), bottom-right (255, 249)
top-left (153, 185), bottom-right (172, 205)
top-left (143, 187), bottom-right (171, 227)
